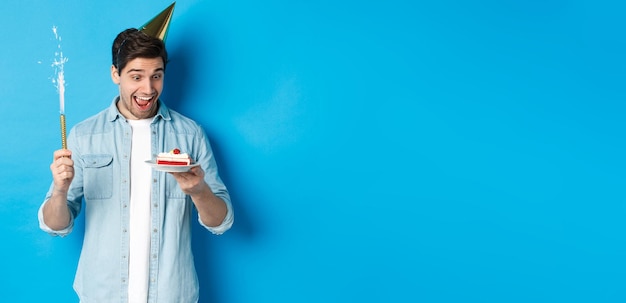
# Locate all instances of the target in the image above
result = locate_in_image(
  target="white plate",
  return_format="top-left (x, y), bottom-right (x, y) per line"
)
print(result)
top-left (145, 160), bottom-right (200, 172)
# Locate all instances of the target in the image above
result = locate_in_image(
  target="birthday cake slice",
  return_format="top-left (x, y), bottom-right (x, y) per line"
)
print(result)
top-left (156, 148), bottom-right (191, 165)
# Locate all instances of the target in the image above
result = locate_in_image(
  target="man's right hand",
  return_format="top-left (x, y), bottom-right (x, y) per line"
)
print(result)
top-left (50, 149), bottom-right (74, 194)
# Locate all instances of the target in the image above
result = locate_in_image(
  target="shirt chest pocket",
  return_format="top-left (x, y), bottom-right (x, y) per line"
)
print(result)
top-left (82, 154), bottom-right (114, 200)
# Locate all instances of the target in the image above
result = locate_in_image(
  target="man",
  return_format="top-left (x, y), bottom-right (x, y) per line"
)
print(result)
top-left (38, 28), bottom-right (234, 302)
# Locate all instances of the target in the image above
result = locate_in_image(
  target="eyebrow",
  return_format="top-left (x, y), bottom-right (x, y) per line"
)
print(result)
top-left (126, 67), bottom-right (164, 74)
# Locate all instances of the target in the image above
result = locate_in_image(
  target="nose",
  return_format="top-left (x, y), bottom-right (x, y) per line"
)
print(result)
top-left (140, 78), bottom-right (154, 94)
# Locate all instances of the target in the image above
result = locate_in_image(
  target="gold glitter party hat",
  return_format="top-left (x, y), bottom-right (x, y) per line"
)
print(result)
top-left (139, 2), bottom-right (175, 41)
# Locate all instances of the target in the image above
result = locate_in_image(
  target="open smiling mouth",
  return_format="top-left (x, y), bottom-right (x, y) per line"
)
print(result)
top-left (134, 95), bottom-right (155, 110)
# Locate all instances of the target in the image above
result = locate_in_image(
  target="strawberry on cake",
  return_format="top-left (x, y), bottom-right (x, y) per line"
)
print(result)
top-left (156, 148), bottom-right (191, 165)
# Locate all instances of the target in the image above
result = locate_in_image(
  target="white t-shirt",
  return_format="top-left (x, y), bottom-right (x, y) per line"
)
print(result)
top-left (127, 119), bottom-right (152, 303)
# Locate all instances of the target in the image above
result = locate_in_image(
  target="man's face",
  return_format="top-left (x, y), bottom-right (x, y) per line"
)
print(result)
top-left (111, 57), bottom-right (164, 120)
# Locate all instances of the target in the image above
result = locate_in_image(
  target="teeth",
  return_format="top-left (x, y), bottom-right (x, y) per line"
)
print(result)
top-left (136, 96), bottom-right (152, 101)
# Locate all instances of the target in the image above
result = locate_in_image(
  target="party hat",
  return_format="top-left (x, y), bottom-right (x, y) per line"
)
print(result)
top-left (139, 2), bottom-right (175, 41)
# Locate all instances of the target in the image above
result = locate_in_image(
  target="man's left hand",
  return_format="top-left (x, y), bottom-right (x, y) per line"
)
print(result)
top-left (170, 166), bottom-right (210, 196)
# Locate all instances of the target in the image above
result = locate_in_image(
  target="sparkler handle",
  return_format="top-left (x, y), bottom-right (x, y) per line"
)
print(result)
top-left (60, 114), bottom-right (67, 149)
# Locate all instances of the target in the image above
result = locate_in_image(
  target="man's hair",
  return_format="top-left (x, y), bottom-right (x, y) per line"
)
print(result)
top-left (112, 28), bottom-right (168, 74)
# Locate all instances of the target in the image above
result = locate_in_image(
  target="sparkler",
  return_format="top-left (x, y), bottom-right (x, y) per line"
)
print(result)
top-left (52, 26), bottom-right (68, 149)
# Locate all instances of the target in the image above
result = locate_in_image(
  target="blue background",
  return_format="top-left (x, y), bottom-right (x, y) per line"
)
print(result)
top-left (1, 0), bottom-right (625, 302)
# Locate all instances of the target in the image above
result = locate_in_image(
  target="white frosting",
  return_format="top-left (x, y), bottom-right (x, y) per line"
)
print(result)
top-left (157, 152), bottom-right (190, 159)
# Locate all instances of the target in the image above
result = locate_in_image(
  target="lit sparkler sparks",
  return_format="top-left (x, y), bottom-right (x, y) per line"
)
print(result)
top-left (52, 26), bottom-right (68, 115)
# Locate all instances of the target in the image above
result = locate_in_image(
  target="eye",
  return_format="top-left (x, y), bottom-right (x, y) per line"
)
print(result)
top-left (152, 74), bottom-right (163, 80)
top-left (131, 75), bottom-right (141, 81)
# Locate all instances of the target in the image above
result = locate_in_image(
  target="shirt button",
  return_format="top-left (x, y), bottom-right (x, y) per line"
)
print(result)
top-left (153, 229), bottom-right (158, 233)
top-left (154, 204), bottom-right (158, 208)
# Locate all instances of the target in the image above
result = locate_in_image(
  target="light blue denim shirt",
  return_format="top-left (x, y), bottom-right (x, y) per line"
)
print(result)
top-left (38, 98), bottom-right (234, 303)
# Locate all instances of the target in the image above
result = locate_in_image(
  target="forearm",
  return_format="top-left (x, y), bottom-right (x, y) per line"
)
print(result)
top-left (45, 148), bottom-right (74, 231)
top-left (42, 188), bottom-right (72, 231)
top-left (190, 184), bottom-right (228, 227)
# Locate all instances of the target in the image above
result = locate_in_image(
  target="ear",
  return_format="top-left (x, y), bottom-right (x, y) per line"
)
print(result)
top-left (111, 65), bottom-right (120, 84)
